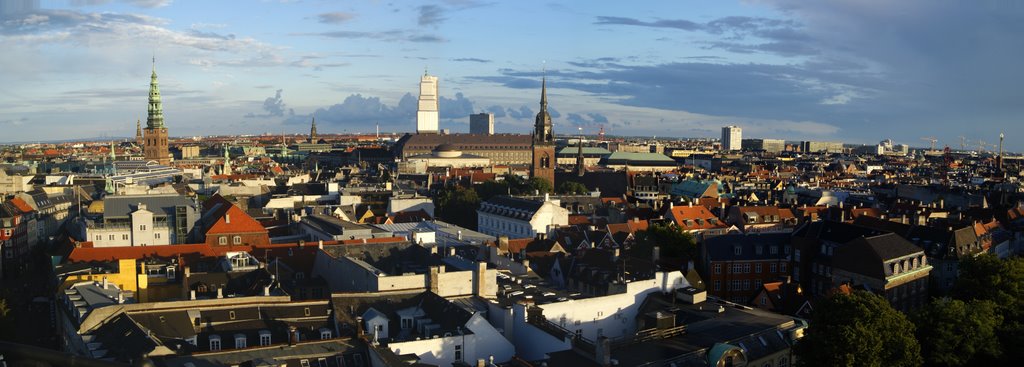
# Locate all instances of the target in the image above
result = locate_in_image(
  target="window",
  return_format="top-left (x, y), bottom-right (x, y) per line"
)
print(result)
top-left (167, 267), bottom-right (175, 280)
top-left (770, 263), bottom-right (777, 273)
top-left (229, 311), bottom-right (236, 320)
top-left (304, 307), bottom-right (311, 316)
top-left (731, 280), bottom-right (741, 290)
top-left (109, 235), bottom-right (114, 240)
top-left (755, 246), bottom-right (763, 255)
top-left (233, 236), bottom-right (242, 245)
top-left (770, 246), bottom-right (778, 255)
top-left (209, 335), bottom-right (221, 351)
top-left (140, 225), bottom-right (146, 231)
top-left (455, 344), bottom-right (463, 362)
top-left (760, 295), bottom-right (767, 305)
top-left (317, 358), bottom-right (328, 367)
top-left (321, 329), bottom-right (332, 340)
top-left (780, 263), bottom-right (787, 272)
top-left (743, 263), bottom-right (751, 273)
top-left (122, 234), bottom-right (129, 240)
top-left (714, 280), bottom-right (721, 291)
top-left (734, 246), bottom-right (742, 255)
top-left (300, 360), bottom-right (310, 367)
top-left (714, 264), bottom-right (722, 274)
top-left (732, 264), bottom-right (742, 274)
top-left (219, 236), bottom-right (227, 245)
top-left (755, 263), bottom-right (762, 273)
top-left (778, 356), bottom-right (788, 367)
top-left (259, 331), bottom-right (271, 346)
top-left (234, 334), bottom-right (246, 349)
top-left (155, 233), bottom-right (160, 239)
top-left (742, 280), bottom-right (750, 290)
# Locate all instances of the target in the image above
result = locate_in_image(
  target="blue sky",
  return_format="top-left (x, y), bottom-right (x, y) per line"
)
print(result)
top-left (1, 0), bottom-right (1022, 151)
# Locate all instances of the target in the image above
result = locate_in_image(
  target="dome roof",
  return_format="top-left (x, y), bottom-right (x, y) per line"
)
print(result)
top-left (435, 143), bottom-right (458, 152)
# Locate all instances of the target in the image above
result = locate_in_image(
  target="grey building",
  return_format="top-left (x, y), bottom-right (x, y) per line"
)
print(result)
top-left (742, 138), bottom-right (785, 153)
top-left (470, 112), bottom-right (494, 135)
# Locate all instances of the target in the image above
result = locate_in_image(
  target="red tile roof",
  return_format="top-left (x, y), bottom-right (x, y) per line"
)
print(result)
top-left (205, 204), bottom-right (269, 235)
top-left (9, 197), bottom-right (34, 213)
top-left (667, 205), bottom-right (727, 230)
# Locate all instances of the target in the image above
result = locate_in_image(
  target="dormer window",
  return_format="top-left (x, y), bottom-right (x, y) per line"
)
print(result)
top-left (209, 335), bottom-right (222, 351)
top-left (320, 328), bottom-right (332, 340)
top-left (259, 330), bottom-right (272, 346)
top-left (734, 246), bottom-right (742, 255)
top-left (234, 333), bottom-right (246, 349)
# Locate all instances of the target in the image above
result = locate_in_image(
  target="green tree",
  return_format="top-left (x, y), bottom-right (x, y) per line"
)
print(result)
top-left (912, 298), bottom-right (1002, 366)
top-left (632, 224), bottom-right (696, 260)
top-left (0, 298), bottom-right (14, 341)
top-left (557, 181), bottom-right (590, 195)
top-left (475, 180), bottom-right (509, 201)
top-left (434, 186), bottom-right (480, 230)
top-left (527, 177), bottom-right (553, 194)
top-left (794, 291), bottom-right (922, 367)
top-left (951, 254), bottom-right (1024, 362)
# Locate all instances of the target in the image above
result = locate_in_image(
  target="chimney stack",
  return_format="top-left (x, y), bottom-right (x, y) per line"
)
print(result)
top-left (216, 288), bottom-right (223, 299)
top-left (190, 290), bottom-right (196, 300)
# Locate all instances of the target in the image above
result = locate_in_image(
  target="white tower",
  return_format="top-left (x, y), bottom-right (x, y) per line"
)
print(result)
top-left (721, 125), bottom-right (742, 151)
top-left (416, 70), bottom-right (439, 134)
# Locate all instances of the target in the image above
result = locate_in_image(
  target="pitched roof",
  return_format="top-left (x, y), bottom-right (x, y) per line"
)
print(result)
top-left (833, 233), bottom-right (924, 279)
top-left (667, 205), bottom-right (727, 230)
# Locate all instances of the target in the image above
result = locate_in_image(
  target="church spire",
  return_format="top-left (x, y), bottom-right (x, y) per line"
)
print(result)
top-left (310, 116), bottom-right (318, 143)
top-left (146, 57), bottom-right (164, 129)
top-left (533, 75), bottom-right (552, 144)
top-left (135, 119), bottom-right (142, 145)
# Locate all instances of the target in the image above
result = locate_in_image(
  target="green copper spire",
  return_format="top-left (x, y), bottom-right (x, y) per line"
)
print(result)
top-left (146, 56), bottom-right (164, 129)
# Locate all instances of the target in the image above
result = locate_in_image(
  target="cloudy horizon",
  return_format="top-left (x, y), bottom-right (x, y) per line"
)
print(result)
top-left (1, 0), bottom-right (1022, 151)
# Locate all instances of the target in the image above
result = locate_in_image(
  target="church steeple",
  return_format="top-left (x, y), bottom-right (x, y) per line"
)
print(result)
top-left (146, 56), bottom-right (164, 129)
top-left (310, 117), bottom-right (318, 143)
top-left (534, 77), bottom-right (553, 144)
top-left (135, 119), bottom-right (142, 145)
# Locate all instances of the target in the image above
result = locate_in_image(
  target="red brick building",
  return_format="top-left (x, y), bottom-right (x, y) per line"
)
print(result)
top-left (193, 195), bottom-right (270, 247)
top-left (702, 232), bottom-right (792, 304)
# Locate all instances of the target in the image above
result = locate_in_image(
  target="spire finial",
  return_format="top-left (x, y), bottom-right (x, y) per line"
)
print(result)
top-left (152, 51), bottom-right (156, 72)
top-left (424, 66), bottom-right (428, 76)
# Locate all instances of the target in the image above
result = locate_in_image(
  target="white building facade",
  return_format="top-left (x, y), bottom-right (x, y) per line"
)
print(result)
top-left (417, 73), bottom-right (439, 134)
top-left (476, 195), bottom-right (569, 239)
top-left (722, 125), bottom-right (742, 151)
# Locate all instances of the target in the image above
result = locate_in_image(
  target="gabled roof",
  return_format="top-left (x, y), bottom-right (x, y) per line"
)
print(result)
top-left (667, 205), bottom-right (727, 230)
top-left (833, 233), bottom-right (924, 279)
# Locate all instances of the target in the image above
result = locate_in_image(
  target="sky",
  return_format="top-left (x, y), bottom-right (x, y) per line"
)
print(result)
top-left (1, 0), bottom-right (1022, 151)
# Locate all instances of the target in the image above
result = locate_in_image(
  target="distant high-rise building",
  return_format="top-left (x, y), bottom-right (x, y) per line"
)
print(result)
top-left (143, 58), bottom-right (170, 165)
top-left (470, 113), bottom-right (494, 135)
top-left (531, 77), bottom-right (555, 189)
top-left (416, 71), bottom-right (439, 134)
top-left (721, 126), bottom-right (742, 151)
top-left (742, 138), bottom-right (785, 153)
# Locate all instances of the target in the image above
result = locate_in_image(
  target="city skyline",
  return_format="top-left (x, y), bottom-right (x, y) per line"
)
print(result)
top-left (1, 0), bottom-right (1022, 150)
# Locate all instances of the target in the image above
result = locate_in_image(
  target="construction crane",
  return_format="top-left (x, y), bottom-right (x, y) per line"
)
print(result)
top-left (920, 137), bottom-right (938, 151)
top-left (959, 136), bottom-right (967, 150)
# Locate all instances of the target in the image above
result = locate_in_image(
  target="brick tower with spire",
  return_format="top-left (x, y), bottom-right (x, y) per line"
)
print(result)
top-left (143, 57), bottom-right (170, 165)
top-left (531, 77), bottom-right (555, 190)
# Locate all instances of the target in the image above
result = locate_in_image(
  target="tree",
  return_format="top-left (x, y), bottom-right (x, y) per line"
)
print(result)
top-left (557, 181), bottom-right (589, 195)
top-left (527, 177), bottom-right (553, 194)
top-left (434, 186), bottom-right (480, 230)
top-left (950, 254), bottom-right (1024, 362)
top-left (0, 298), bottom-right (14, 341)
top-left (632, 224), bottom-right (696, 260)
top-left (475, 180), bottom-right (509, 201)
top-left (912, 298), bottom-right (1002, 366)
top-left (794, 291), bottom-right (922, 367)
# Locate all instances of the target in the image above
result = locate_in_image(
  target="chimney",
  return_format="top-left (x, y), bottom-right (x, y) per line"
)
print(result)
top-left (318, 240), bottom-right (324, 249)
top-left (216, 288), bottom-right (224, 299)
top-left (428, 266), bottom-right (441, 294)
top-left (473, 262), bottom-right (489, 298)
top-left (356, 317), bottom-right (364, 337)
top-left (263, 285), bottom-right (271, 296)
top-left (117, 292), bottom-right (124, 304)
top-left (288, 325), bottom-right (298, 347)
top-left (190, 290), bottom-right (197, 300)
top-left (225, 214), bottom-right (230, 224)
top-left (498, 236), bottom-right (509, 254)
top-left (102, 276), bottom-right (108, 289)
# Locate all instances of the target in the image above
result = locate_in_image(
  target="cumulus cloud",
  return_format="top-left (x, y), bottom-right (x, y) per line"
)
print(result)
top-left (485, 105), bottom-right (506, 118)
top-left (245, 89), bottom-right (293, 118)
top-left (507, 106), bottom-right (534, 119)
top-left (284, 92), bottom-right (486, 131)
